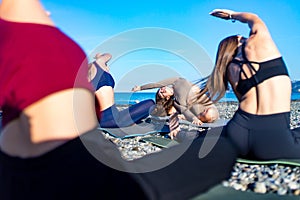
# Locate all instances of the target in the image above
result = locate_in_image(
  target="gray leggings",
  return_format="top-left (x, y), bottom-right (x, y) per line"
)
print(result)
top-left (225, 108), bottom-right (300, 160)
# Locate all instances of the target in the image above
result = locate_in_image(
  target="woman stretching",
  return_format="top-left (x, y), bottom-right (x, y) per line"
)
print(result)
top-left (132, 77), bottom-right (219, 138)
top-left (88, 53), bottom-right (155, 128)
top-left (133, 77), bottom-right (219, 124)
top-left (197, 9), bottom-right (300, 160)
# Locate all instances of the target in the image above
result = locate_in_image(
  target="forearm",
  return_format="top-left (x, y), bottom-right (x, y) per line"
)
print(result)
top-left (194, 93), bottom-right (213, 106)
top-left (181, 107), bottom-right (203, 126)
top-left (174, 103), bottom-right (197, 122)
top-left (139, 83), bottom-right (164, 90)
top-left (139, 77), bottom-right (180, 90)
top-left (210, 9), bottom-right (265, 32)
top-left (231, 12), bottom-right (262, 29)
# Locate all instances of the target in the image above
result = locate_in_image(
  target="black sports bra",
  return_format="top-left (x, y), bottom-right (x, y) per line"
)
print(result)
top-left (231, 43), bottom-right (289, 96)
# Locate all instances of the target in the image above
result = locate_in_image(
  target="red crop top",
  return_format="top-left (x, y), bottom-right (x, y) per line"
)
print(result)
top-left (0, 18), bottom-right (93, 127)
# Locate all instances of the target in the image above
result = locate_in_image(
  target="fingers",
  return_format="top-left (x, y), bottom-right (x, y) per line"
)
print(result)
top-left (192, 119), bottom-right (203, 126)
top-left (168, 127), bottom-right (180, 140)
top-left (209, 8), bottom-right (235, 15)
top-left (131, 86), bottom-right (140, 92)
top-left (209, 9), bottom-right (235, 20)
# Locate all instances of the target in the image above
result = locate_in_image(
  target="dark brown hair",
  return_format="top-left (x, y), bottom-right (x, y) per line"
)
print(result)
top-left (150, 89), bottom-right (175, 116)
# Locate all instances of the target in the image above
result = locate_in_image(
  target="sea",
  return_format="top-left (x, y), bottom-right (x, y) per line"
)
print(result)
top-left (115, 91), bottom-right (300, 105)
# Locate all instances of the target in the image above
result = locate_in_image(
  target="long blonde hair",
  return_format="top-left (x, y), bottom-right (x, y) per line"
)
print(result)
top-left (196, 35), bottom-right (239, 103)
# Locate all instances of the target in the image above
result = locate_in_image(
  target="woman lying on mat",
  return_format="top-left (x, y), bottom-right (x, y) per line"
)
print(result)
top-left (194, 9), bottom-right (300, 160)
top-left (88, 53), bottom-right (155, 128)
top-left (132, 77), bottom-right (219, 139)
top-left (132, 77), bottom-right (219, 125)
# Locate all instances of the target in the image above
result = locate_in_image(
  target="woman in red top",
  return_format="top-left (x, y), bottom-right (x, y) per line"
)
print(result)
top-left (0, 1), bottom-right (147, 199)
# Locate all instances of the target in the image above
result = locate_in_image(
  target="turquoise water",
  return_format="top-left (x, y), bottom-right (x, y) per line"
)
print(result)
top-left (115, 92), bottom-right (157, 105)
top-left (115, 92), bottom-right (300, 105)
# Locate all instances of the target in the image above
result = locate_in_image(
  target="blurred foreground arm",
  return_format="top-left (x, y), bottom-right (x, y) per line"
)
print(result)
top-left (0, 0), bottom-right (54, 26)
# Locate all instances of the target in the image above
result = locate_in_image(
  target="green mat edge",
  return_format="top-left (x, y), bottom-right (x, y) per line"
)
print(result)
top-left (237, 158), bottom-right (300, 167)
top-left (141, 136), bottom-right (179, 148)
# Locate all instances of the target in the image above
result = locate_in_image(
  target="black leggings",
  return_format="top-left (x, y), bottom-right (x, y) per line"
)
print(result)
top-left (99, 99), bottom-right (155, 128)
top-left (225, 108), bottom-right (300, 160)
top-left (0, 128), bottom-right (237, 200)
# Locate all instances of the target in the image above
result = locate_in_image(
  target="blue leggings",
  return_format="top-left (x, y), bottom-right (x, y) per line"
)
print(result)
top-left (99, 99), bottom-right (155, 128)
top-left (225, 108), bottom-right (300, 160)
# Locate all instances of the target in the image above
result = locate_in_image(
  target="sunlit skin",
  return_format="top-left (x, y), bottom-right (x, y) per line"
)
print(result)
top-left (210, 9), bottom-right (291, 115)
top-left (89, 53), bottom-right (115, 112)
top-left (0, 0), bottom-right (98, 158)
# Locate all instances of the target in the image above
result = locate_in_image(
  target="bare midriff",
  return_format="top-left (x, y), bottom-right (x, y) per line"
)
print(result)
top-left (0, 89), bottom-right (98, 158)
top-left (239, 75), bottom-right (291, 115)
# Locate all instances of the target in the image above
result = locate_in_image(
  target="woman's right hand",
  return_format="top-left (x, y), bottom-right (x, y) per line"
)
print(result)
top-left (192, 117), bottom-right (203, 126)
top-left (132, 85), bottom-right (141, 92)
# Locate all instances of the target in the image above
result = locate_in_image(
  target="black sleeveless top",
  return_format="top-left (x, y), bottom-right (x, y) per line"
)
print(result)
top-left (231, 43), bottom-right (289, 96)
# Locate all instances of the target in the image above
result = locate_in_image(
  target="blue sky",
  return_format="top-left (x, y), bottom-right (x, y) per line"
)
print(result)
top-left (41, 0), bottom-right (300, 92)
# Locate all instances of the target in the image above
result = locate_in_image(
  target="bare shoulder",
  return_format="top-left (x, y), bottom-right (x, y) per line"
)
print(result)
top-left (245, 36), bottom-right (281, 61)
top-left (0, 1), bottom-right (54, 26)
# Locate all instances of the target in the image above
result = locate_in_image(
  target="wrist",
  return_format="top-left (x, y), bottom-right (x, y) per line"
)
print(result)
top-left (193, 116), bottom-right (199, 121)
top-left (229, 12), bottom-right (236, 23)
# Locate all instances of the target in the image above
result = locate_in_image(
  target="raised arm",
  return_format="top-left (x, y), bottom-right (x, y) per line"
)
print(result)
top-left (209, 9), bottom-right (269, 38)
top-left (209, 9), bottom-right (280, 60)
top-left (132, 77), bottom-right (180, 91)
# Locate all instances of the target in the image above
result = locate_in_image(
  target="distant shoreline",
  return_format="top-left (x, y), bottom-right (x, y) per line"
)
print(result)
top-left (116, 99), bottom-right (300, 107)
top-left (114, 91), bottom-right (300, 105)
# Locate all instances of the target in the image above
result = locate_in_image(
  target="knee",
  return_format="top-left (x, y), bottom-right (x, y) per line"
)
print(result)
top-left (146, 99), bottom-right (155, 105)
top-left (143, 99), bottom-right (155, 110)
top-left (201, 107), bottom-right (219, 123)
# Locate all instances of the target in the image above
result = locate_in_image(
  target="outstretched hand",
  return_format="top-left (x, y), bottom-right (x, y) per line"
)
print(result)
top-left (132, 85), bottom-right (141, 92)
top-left (209, 9), bottom-right (235, 20)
